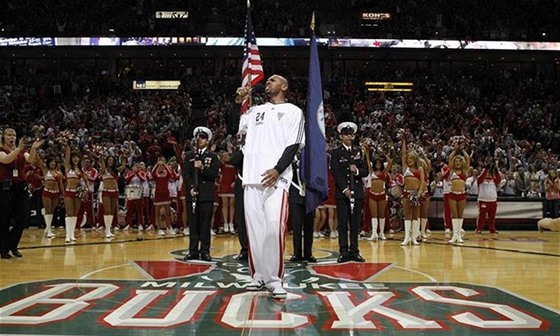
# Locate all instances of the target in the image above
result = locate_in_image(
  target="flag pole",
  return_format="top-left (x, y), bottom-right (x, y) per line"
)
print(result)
top-left (246, 0), bottom-right (252, 106)
top-left (311, 11), bottom-right (315, 32)
top-left (239, 0), bottom-right (263, 113)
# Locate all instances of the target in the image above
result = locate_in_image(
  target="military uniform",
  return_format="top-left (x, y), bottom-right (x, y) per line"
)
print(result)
top-left (330, 122), bottom-right (368, 262)
top-left (288, 158), bottom-right (315, 262)
top-left (228, 149), bottom-right (248, 260)
top-left (183, 127), bottom-right (220, 261)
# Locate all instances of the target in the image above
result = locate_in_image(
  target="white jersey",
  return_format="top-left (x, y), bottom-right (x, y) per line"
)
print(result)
top-left (242, 102), bottom-right (305, 191)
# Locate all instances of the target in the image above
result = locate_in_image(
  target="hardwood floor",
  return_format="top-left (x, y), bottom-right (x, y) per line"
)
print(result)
top-left (1, 227), bottom-right (558, 335)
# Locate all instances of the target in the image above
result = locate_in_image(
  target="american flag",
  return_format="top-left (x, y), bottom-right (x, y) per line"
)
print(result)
top-left (240, 0), bottom-right (264, 114)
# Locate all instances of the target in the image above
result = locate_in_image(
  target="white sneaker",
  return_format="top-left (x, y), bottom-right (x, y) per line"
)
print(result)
top-left (166, 228), bottom-right (176, 236)
top-left (45, 230), bottom-right (55, 238)
top-left (379, 232), bottom-right (386, 240)
top-left (158, 229), bottom-right (166, 236)
top-left (330, 231), bottom-right (337, 239)
top-left (445, 228), bottom-right (451, 236)
top-left (228, 223), bottom-right (235, 234)
top-left (313, 232), bottom-right (320, 238)
top-left (122, 225), bottom-right (130, 231)
top-left (266, 284), bottom-right (287, 299)
top-left (114, 226), bottom-right (120, 231)
top-left (146, 224), bottom-right (155, 231)
top-left (246, 280), bottom-right (265, 291)
top-left (211, 229), bottom-right (216, 236)
top-left (223, 224), bottom-right (229, 233)
top-left (138, 225), bottom-right (144, 231)
top-left (183, 227), bottom-right (190, 236)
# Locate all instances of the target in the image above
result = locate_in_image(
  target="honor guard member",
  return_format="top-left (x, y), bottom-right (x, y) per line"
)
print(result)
top-left (183, 127), bottom-right (220, 262)
top-left (228, 146), bottom-right (248, 260)
top-left (288, 152), bottom-right (316, 262)
top-left (330, 122), bottom-right (368, 262)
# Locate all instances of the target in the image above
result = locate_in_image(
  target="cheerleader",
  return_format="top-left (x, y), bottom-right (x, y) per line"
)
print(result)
top-left (445, 140), bottom-right (471, 244)
top-left (100, 155), bottom-right (125, 238)
top-left (400, 133), bottom-right (425, 245)
top-left (418, 152), bottom-right (432, 240)
top-left (170, 139), bottom-right (189, 235)
top-left (77, 156), bottom-right (98, 229)
top-left (152, 156), bottom-right (176, 236)
top-left (63, 144), bottom-right (87, 244)
top-left (441, 164), bottom-right (453, 236)
top-left (40, 157), bottom-right (64, 238)
top-left (167, 159), bottom-right (179, 235)
top-left (367, 153), bottom-right (392, 241)
top-left (124, 162), bottom-right (146, 231)
top-left (139, 162), bottom-right (152, 231)
top-left (219, 152), bottom-right (237, 234)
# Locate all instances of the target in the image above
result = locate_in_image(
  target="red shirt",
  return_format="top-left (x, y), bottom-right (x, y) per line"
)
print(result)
top-left (0, 148), bottom-right (27, 182)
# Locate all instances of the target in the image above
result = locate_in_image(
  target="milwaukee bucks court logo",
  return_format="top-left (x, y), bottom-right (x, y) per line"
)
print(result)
top-left (0, 250), bottom-right (558, 335)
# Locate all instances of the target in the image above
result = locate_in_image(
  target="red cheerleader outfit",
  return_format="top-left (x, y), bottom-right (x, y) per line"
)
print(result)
top-left (42, 170), bottom-right (62, 199)
top-left (152, 165), bottom-right (175, 206)
top-left (218, 162), bottom-right (236, 197)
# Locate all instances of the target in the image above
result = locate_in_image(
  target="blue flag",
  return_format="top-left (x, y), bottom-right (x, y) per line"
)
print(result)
top-left (301, 31), bottom-right (328, 213)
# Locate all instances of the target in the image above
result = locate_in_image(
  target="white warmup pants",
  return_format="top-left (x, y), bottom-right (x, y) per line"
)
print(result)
top-left (244, 185), bottom-right (289, 287)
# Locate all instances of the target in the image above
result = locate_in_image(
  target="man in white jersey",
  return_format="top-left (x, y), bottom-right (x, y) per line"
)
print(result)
top-left (238, 74), bottom-right (305, 299)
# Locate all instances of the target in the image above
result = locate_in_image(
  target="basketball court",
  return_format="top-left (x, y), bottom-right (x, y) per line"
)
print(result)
top-left (0, 228), bottom-right (558, 335)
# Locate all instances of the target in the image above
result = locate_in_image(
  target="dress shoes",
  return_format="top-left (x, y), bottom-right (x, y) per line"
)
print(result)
top-left (1, 253), bottom-right (11, 259)
top-left (289, 255), bottom-right (303, 262)
top-left (200, 253), bottom-right (212, 262)
top-left (303, 255), bottom-right (317, 263)
top-left (351, 253), bottom-right (365, 262)
top-left (11, 250), bottom-right (23, 258)
top-left (233, 253), bottom-right (248, 261)
top-left (183, 253), bottom-right (199, 261)
top-left (337, 254), bottom-right (352, 263)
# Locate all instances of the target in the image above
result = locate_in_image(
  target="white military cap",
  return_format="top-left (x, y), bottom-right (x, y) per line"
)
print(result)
top-left (337, 122), bottom-right (358, 134)
top-left (193, 126), bottom-right (213, 141)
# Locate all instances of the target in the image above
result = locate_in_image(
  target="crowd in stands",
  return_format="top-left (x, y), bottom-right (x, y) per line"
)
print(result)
top-left (2, 0), bottom-right (559, 41)
top-left (2, 61), bottom-right (559, 175)
top-left (1, 53), bottom-right (559, 236)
